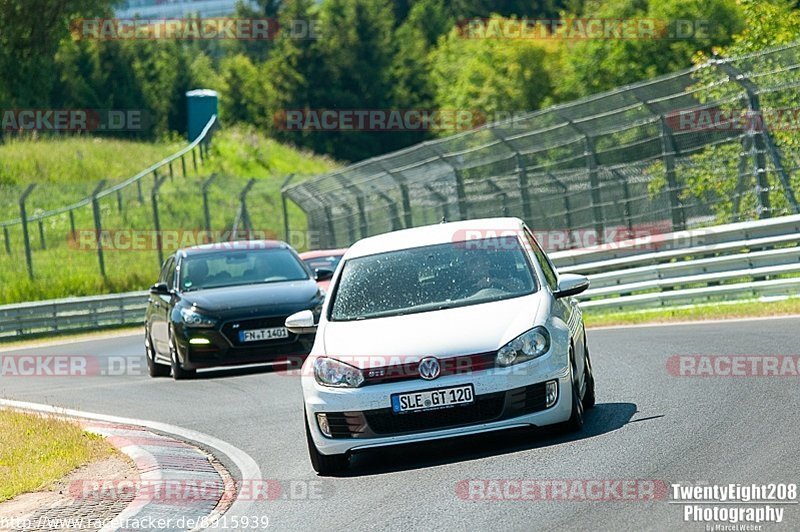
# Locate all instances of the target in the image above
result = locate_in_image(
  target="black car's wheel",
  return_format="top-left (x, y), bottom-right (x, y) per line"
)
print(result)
top-left (145, 333), bottom-right (170, 378)
top-left (563, 347), bottom-right (585, 432)
top-left (582, 344), bottom-right (596, 409)
top-left (169, 331), bottom-right (196, 381)
top-left (305, 411), bottom-right (349, 475)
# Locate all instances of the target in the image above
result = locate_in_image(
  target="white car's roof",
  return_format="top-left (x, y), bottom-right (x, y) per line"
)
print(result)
top-left (345, 217), bottom-right (527, 259)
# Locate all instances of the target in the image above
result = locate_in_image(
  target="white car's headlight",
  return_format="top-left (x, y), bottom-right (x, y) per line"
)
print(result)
top-left (496, 327), bottom-right (550, 367)
top-left (314, 357), bottom-right (364, 388)
top-left (180, 308), bottom-right (217, 328)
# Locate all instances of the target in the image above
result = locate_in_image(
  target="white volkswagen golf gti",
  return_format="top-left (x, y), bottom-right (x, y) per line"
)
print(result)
top-left (285, 217), bottom-right (595, 474)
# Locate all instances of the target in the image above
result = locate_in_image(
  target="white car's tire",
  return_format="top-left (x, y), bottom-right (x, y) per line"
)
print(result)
top-left (305, 411), bottom-right (349, 475)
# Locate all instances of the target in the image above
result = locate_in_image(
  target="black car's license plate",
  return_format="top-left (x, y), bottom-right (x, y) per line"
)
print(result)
top-left (239, 327), bottom-right (289, 342)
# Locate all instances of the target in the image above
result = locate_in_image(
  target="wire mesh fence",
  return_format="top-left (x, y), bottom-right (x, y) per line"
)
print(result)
top-left (282, 41), bottom-right (800, 251)
top-left (0, 169), bottom-right (311, 304)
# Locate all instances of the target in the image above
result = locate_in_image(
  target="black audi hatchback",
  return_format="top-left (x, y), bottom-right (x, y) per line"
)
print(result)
top-left (144, 240), bottom-right (331, 380)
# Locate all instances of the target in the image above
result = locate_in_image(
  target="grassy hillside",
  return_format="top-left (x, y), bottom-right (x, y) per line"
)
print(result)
top-left (0, 126), bottom-right (336, 304)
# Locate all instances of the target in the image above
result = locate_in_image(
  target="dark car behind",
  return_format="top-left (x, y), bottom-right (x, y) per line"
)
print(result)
top-left (144, 240), bottom-right (331, 380)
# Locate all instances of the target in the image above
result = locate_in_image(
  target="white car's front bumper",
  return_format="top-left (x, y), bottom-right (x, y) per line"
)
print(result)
top-left (303, 353), bottom-right (572, 456)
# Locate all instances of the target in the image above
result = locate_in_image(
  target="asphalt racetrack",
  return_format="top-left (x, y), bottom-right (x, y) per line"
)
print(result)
top-left (1, 317), bottom-right (798, 531)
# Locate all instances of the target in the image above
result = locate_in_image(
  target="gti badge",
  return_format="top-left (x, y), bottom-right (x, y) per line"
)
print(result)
top-left (418, 357), bottom-right (441, 380)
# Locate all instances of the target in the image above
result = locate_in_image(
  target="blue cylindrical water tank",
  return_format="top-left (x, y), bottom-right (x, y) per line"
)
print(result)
top-left (186, 89), bottom-right (219, 141)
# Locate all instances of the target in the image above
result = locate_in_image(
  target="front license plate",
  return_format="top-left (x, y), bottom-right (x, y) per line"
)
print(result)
top-left (391, 384), bottom-right (475, 413)
top-left (239, 327), bottom-right (289, 342)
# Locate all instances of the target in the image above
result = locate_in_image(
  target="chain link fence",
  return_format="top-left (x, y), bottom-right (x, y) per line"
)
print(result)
top-left (282, 42), bottom-right (800, 251)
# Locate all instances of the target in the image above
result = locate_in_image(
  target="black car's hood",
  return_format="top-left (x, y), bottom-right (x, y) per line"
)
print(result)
top-left (181, 280), bottom-right (320, 317)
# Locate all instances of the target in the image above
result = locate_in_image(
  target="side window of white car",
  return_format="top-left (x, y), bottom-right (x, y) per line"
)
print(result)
top-left (523, 229), bottom-right (558, 292)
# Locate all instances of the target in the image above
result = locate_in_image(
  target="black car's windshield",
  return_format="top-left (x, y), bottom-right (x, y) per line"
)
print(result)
top-left (180, 248), bottom-right (309, 291)
top-left (330, 236), bottom-right (537, 321)
top-left (303, 255), bottom-right (344, 272)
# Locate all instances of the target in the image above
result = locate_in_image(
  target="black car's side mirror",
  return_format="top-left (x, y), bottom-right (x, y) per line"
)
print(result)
top-left (150, 282), bottom-right (171, 295)
top-left (315, 268), bottom-right (334, 282)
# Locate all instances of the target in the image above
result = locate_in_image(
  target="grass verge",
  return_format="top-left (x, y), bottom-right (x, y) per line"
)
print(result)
top-left (0, 125), bottom-right (337, 304)
top-left (0, 410), bottom-right (114, 502)
top-left (584, 297), bottom-right (800, 328)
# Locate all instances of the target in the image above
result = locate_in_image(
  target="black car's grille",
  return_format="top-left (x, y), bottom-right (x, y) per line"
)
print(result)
top-left (221, 316), bottom-right (297, 346)
top-left (364, 392), bottom-right (506, 435)
top-left (323, 382), bottom-right (553, 439)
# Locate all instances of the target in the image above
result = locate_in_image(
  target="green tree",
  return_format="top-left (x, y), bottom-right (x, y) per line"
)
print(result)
top-left (430, 16), bottom-right (556, 124)
top-left (553, 0), bottom-right (744, 101)
top-left (0, 0), bottom-right (117, 106)
top-left (391, 0), bottom-right (453, 145)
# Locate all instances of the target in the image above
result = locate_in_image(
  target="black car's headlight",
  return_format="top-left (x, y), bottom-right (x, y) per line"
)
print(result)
top-left (496, 327), bottom-right (550, 367)
top-left (180, 308), bottom-right (217, 328)
top-left (314, 357), bottom-right (364, 388)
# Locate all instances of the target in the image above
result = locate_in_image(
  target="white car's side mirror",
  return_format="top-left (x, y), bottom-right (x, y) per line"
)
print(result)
top-left (286, 310), bottom-right (318, 335)
top-left (554, 274), bottom-right (590, 299)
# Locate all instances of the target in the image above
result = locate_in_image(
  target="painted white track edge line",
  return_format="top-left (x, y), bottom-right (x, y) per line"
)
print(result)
top-left (0, 399), bottom-right (262, 532)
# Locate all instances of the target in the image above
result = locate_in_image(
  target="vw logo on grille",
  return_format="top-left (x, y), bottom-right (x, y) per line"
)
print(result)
top-left (418, 357), bottom-right (441, 380)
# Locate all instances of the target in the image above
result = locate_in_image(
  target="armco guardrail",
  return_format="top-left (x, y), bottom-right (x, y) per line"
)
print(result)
top-left (0, 291), bottom-right (148, 339)
top-left (1, 215), bottom-right (799, 338)
top-left (554, 214), bottom-right (800, 311)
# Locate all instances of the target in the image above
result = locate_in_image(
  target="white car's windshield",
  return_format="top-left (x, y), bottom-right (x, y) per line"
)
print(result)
top-left (330, 236), bottom-right (538, 321)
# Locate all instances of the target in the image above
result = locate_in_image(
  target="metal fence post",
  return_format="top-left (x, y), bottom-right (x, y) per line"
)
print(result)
top-left (323, 206), bottom-right (337, 247)
top-left (546, 173), bottom-right (574, 248)
top-left (69, 210), bottom-right (76, 239)
top-left (234, 179), bottom-right (257, 236)
top-left (181, 155), bottom-right (187, 177)
top-left (341, 204), bottom-right (357, 243)
top-left (137, 179), bottom-right (144, 203)
top-left (37, 220), bottom-right (45, 250)
top-left (487, 180), bottom-right (510, 216)
top-left (716, 60), bottom-right (799, 216)
top-left (192, 148), bottom-right (198, 173)
top-left (490, 130), bottom-right (533, 222)
top-left (3, 226), bottom-right (10, 254)
top-left (202, 173), bottom-right (218, 233)
top-left (91, 180), bottom-right (107, 278)
top-left (116, 190), bottom-right (124, 214)
top-left (355, 196), bottom-right (368, 237)
top-left (151, 173), bottom-right (168, 266)
top-left (658, 117), bottom-right (687, 230)
top-left (425, 184), bottom-right (450, 221)
top-left (556, 114), bottom-right (604, 242)
top-left (380, 164), bottom-right (414, 229)
top-left (19, 184), bottom-right (36, 279)
top-left (280, 174), bottom-right (296, 242)
top-left (377, 192), bottom-right (402, 231)
top-left (584, 136), bottom-right (605, 242)
top-left (610, 169), bottom-right (634, 235)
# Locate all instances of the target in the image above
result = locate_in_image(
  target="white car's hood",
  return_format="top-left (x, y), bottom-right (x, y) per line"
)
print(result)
top-left (321, 292), bottom-right (543, 368)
